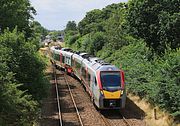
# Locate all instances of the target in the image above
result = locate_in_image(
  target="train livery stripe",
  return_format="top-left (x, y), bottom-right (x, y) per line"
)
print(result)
top-left (103, 90), bottom-right (121, 99)
top-left (120, 70), bottom-right (125, 89)
top-left (96, 71), bottom-right (103, 90)
top-left (60, 52), bottom-right (62, 63)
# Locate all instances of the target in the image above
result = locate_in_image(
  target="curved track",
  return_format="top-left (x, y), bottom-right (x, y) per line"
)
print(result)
top-left (52, 65), bottom-right (145, 126)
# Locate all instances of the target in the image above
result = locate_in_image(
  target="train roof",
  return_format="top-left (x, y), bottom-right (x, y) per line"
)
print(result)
top-left (61, 48), bottom-right (73, 52)
top-left (79, 53), bottom-right (88, 57)
top-left (81, 55), bottom-right (119, 72)
top-left (50, 46), bottom-right (120, 72)
top-left (63, 50), bottom-right (74, 56)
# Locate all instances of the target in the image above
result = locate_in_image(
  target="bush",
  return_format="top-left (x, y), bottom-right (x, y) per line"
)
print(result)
top-left (0, 29), bottom-right (50, 124)
top-left (68, 34), bottom-right (80, 45)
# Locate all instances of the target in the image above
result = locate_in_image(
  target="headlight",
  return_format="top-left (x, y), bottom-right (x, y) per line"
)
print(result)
top-left (100, 90), bottom-right (104, 95)
top-left (121, 90), bottom-right (124, 95)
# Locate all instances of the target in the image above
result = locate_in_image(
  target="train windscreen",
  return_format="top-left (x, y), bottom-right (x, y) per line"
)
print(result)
top-left (100, 72), bottom-right (121, 89)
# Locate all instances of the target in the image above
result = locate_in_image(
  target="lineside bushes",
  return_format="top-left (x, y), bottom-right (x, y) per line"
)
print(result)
top-left (0, 29), bottom-right (49, 125)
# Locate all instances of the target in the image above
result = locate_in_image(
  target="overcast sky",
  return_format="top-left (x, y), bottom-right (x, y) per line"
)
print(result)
top-left (30, 0), bottom-right (128, 30)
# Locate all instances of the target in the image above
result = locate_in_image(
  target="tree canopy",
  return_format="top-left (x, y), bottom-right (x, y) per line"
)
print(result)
top-left (126, 0), bottom-right (180, 53)
top-left (0, 0), bottom-right (36, 37)
top-left (65, 21), bottom-right (77, 31)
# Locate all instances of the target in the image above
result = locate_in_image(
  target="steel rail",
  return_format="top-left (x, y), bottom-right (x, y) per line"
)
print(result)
top-left (99, 113), bottom-right (113, 126)
top-left (53, 65), bottom-right (63, 126)
top-left (120, 113), bottom-right (132, 126)
top-left (63, 73), bottom-right (84, 126)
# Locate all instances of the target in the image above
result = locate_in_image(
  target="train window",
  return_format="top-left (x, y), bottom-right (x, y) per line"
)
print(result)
top-left (101, 72), bottom-right (121, 88)
top-left (88, 73), bottom-right (91, 86)
top-left (62, 56), bottom-right (65, 63)
top-left (72, 59), bottom-right (74, 66)
top-left (76, 62), bottom-right (81, 69)
top-left (82, 67), bottom-right (86, 79)
top-left (66, 56), bottom-right (70, 65)
top-left (94, 77), bottom-right (97, 86)
top-left (55, 53), bottom-right (60, 61)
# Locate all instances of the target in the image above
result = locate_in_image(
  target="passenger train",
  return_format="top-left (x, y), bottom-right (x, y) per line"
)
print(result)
top-left (50, 46), bottom-right (126, 109)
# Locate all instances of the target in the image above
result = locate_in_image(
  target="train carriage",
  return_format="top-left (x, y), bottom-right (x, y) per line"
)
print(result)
top-left (72, 53), bottom-right (86, 79)
top-left (62, 49), bottom-right (74, 73)
top-left (50, 46), bottom-right (126, 109)
top-left (80, 57), bottom-right (95, 96)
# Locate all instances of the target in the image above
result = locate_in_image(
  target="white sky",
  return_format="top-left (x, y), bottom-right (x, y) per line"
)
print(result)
top-left (30, 0), bottom-right (128, 30)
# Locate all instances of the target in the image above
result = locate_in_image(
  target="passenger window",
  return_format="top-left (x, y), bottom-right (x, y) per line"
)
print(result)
top-left (88, 74), bottom-right (91, 86)
top-left (94, 77), bottom-right (97, 86)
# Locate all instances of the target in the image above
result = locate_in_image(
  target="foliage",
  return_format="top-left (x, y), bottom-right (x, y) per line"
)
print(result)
top-left (65, 21), bottom-right (77, 31)
top-left (66, 34), bottom-right (80, 46)
top-left (104, 4), bottom-right (128, 50)
top-left (0, 29), bottom-right (49, 125)
top-left (31, 21), bottom-right (49, 41)
top-left (126, 0), bottom-right (180, 53)
top-left (0, 0), bottom-right (50, 125)
top-left (68, 34), bottom-right (90, 51)
top-left (78, 3), bottom-right (127, 36)
top-left (78, 9), bottom-right (104, 35)
top-left (1, 29), bottom-right (49, 100)
top-left (156, 49), bottom-right (180, 113)
top-left (49, 30), bottom-right (63, 42)
top-left (0, 0), bottom-right (36, 38)
top-left (89, 32), bottom-right (107, 55)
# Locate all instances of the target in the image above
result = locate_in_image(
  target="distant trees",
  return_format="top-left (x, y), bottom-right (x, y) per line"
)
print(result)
top-left (31, 21), bottom-right (49, 41)
top-left (65, 21), bottom-right (77, 31)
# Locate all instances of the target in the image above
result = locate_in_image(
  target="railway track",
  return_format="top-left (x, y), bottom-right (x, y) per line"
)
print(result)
top-left (53, 66), bottom-right (62, 126)
top-left (100, 109), bottom-right (133, 126)
top-left (61, 69), bottom-right (133, 126)
top-left (52, 65), bottom-right (84, 126)
top-left (99, 112), bottom-right (113, 126)
top-left (52, 65), bottom-right (145, 126)
top-left (120, 113), bottom-right (132, 126)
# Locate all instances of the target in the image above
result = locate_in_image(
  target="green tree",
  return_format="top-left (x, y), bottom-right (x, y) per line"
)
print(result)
top-left (90, 32), bottom-right (107, 55)
top-left (31, 21), bottom-right (49, 41)
top-left (104, 3), bottom-right (128, 50)
top-left (0, 0), bottom-right (36, 37)
top-left (65, 21), bottom-right (77, 31)
top-left (78, 9), bottom-right (103, 35)
top-left (126, 0), bottom-right (180, 53)
top-left (0, 28), bottom-right (49, 101)
top-left (0, 41), bottom-right (38, 125)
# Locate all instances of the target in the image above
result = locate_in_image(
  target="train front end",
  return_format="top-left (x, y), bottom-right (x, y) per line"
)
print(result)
top-left (96, 66), bottom-right (126, 109)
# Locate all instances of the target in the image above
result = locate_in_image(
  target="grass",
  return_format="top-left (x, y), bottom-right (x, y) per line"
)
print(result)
top-left (127, 93), bottom-right (179, 126)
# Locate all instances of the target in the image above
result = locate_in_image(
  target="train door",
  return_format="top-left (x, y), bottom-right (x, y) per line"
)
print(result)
top-left (92, 76), bottom-right (100, 107)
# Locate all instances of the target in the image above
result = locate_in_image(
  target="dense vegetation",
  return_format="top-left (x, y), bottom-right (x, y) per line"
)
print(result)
top-left (0, 0), bottom-right (49, 125)
top-left (65, 1), bottom-right (180, 118)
